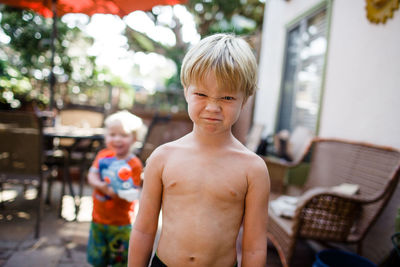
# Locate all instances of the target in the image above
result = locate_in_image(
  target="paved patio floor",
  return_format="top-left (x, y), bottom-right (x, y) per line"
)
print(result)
top-left (0, 181), bottom-right (316, 267)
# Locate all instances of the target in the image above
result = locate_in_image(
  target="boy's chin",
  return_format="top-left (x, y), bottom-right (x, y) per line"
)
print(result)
top-left (113, 149), bottom-right (130, 158)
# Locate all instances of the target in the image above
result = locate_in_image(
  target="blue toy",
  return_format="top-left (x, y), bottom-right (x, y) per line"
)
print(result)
top-left (100, 159), bottom-right (141, 202)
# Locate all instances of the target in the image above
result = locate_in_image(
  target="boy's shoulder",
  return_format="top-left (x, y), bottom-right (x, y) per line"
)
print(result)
top-left (96, 149), bottom-right (140, 164)
top-left (127, 154), bottom-right (143, 166)
top-left (228, 139), bottom-right (269, 176)
top-left (96, 148), bottom-right (116, 159)
top-left (146, 134), bottom-right (192, 162)
top-left (151, 135), bottom-right (188, 155)
top-left (235, 143), bottom-right (267, 166)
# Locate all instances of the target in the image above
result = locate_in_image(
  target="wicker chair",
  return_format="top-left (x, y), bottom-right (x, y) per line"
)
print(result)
top-left (57, 105), bottom-right (104, 146)
top-left (267, 138), bottom-right (400, 267)
top-left (0, 111), bottom-right (46, 238)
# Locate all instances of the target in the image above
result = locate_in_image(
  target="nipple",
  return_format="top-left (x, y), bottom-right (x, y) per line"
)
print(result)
top-left (230, 190), bottom-right (237, 197)
top-left (167, 181), bottom-right (177, 188)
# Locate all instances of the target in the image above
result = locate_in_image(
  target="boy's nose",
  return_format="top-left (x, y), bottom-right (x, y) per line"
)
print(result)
top-left (205, 99), bottom-right (221, 112)
top-left (113, 135), bottom-right (122, 142)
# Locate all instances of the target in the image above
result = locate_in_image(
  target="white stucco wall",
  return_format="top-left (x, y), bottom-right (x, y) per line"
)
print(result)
top-left (319, 0), bottom-right (400, 149)
top-left (255, 0), bottom-right (400, 149)
top-left (256, 1), bottom-right (400, 264)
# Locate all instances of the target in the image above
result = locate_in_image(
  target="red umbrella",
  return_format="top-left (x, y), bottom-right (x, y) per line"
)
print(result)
top-left (0, 0), bottom-right (187, 108)
top-left (0, 0), bottom-right (185, 17)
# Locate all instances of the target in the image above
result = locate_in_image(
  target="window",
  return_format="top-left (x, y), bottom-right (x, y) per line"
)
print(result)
top-left (277, 7), bottom-right (328, 134)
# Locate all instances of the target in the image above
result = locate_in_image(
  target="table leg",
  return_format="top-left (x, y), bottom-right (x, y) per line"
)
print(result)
top-left (60, 149), bottom-right (80, 220)
top-left (58, 156), bottom-right (67, 218)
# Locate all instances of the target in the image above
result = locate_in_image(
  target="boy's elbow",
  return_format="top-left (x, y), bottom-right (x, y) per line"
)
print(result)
top-left (241, 235), bottom-right (268, 266)
top-left (128, 228), bottom-right (155, 267)
top-left (241, 249), bottom-right (267, 267)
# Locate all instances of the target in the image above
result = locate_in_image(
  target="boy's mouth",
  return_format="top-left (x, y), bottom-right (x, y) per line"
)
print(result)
top-left (203, 116), bottom-right (222, 122)
top-left (113, 145), bottom-right (124, 150)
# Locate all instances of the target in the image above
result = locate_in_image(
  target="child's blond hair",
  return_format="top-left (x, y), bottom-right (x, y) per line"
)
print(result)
top-left (104, 110), bottom-right (143, 136)
top-left (180, 33), bottom-right (258, 103)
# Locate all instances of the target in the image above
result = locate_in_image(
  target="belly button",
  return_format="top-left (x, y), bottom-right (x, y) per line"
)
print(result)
top-left (189, 256), bottom-right (195, 261)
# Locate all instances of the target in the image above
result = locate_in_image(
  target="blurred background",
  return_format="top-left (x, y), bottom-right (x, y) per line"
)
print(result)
top-left (0, 0), bottom-right (264, 115)
top-left (1, 1), bottom-right (400, 266)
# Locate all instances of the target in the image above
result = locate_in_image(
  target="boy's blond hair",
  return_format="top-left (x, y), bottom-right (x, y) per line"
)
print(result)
top-left (180, 33), bottom-right (258, 103)
top-left (104, 110), bottom-right (143, 136)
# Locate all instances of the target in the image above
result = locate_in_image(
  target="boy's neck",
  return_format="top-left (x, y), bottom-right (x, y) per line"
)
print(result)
top-left (114, 152), bottom-right (132, 160)
top-left (191, 127), bottom-right (236, 147)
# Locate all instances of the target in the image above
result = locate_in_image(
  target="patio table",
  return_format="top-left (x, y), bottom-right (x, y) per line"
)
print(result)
top-left (43, 126), bottom-right (105, 219)
top-left (44, 125), bottom-right (105, 139)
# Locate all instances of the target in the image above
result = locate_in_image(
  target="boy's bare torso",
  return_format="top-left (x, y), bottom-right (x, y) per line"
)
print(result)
top-left (155, 134), bottom-right (256, 267)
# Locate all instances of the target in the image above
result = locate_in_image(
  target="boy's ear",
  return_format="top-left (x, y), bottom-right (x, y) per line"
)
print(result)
top-left (241, 98), bottom-right (248, 109)
top-left (183, 87), bottom-right (189, 101)
top-left (132, 132), bottom-right (138, 142)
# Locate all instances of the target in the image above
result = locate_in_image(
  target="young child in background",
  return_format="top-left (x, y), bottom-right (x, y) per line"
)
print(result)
top-left (87, 110), bottom-right (144, 267)
top-left (128, 33), bottom-right (270, 267)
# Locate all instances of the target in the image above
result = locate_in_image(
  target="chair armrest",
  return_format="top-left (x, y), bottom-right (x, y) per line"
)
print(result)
top-left (296, 186), bottom-right (383, 208)
top-left (263, 156), bottom-right (310, 193)
top-left (295, 187), bottom-right (331, 206)
top-left (263, 156), bottom-right (298, 168)
top-left (262, 157), bottom-right (294, 193)
top-left (292, 188), bottom-right (363, 241)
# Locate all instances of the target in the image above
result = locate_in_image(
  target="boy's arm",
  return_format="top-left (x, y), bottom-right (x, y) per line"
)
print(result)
top-left (128, 149), bottom-right (164, 267)
top-left (87, 170), bottom-right (116, 197)
top-left (87, 150), bottom-right (117, 197)
top-left (241, 156), bottom-right (270, 267)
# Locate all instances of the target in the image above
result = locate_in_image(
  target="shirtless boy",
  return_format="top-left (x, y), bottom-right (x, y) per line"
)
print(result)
top-left (128, 33), bottom-right (270, 267)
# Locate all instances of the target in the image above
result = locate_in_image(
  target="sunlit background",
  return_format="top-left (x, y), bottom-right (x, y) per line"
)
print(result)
top-left (0, 1), bottom-right (265, 113)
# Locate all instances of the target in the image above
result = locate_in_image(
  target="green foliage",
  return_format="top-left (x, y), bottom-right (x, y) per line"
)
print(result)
top-left (0, 5), bottom-right (132, 109)
top-left (0, 6), bottom-right (70, 76)
top-left (0, 6), bottom-right (70, 109)
top-left (123, 0), bottom-right (264, 112)
top-left (187, 0), bottom-right (264, 36)
top-left (127, 29), bottom-right (155, 51)
top-left (124, 0), bottom-right (264, 91)
top-left (0, 1), bottom-right (265, 111)
top-left (0, 59), bottom-right (46, 109)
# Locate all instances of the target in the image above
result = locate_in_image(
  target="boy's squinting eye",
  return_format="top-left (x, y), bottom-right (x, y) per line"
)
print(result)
top-left (194, 92), bottom-right (207, 97)
top-left (193, 92), bottom-right (236, 101)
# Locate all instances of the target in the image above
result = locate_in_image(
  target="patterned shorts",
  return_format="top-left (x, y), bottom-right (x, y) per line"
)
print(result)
top-left (87, 222), bottom-right (131, 267)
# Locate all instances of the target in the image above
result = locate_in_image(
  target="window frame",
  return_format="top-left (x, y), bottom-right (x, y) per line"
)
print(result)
top-left (275, 0), bottom-right (333, 135)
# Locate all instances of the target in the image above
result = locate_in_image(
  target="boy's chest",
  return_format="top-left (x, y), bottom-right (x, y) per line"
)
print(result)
top-left (161, 155), bottom-right (248, 202)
